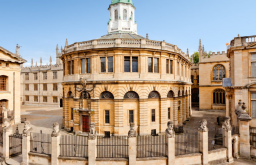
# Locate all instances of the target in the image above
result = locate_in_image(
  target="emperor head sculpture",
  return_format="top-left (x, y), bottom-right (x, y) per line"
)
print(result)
top-left (128, 123), bottom-right (136, 138)
top-left (198, 119), bottom-right (208, 132)
top-left (165, 121), bottom-right (175, 138)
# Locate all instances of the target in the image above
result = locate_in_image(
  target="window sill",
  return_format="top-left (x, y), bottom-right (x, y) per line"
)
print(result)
top-left (0, 91), bottom-right (11, 93)
top-left (212, 80), bottom-right (222, 82)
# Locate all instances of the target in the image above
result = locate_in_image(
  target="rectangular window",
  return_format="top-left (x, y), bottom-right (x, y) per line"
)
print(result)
top-left (124, 56), bottom-right (130, 72)
top-left (129, 110), bottom-right (134, 123)
top-left (81, 58), bottom-right (85, 74)
top-left (25, 73), bottom-right (29, 80)
top-left (53, 71), bottom-right (57, 79)
top-left (170, 60), bottom-right (173, 74)
top-left (108, 57), bottom-right (113, 72)
top-left (0, 76), bottom-right (7, 91)
top-left (151, 109), bottom-right (155, 122)
top-left (168, 108), bottom-right (171, 120)
top-left (25, 96), bottom-right (29, 101)
top-left (148, 57), bottom-right (153, 73)
top-left (25, 84), bottom-right (29, 91)
top-left (34, 96), bottom-right (38, 102)
top-left (68, 61), bottom-right (72, 75)
top-left (43, 72), bottom-right (47, 80)
top-left (132, 57), bottom-right (138, 72)
top-left (101, 57), bottom-right (106, 72)
top-left (43, 96), bottom-right (47, 102)
top-left (34, 84), bottom-right (38, 91)
top-left (252, 93), bottom-right (256, 118)
top-left (53, 96), bottom-right (58, 103)
top-left (105, 110), bottom-right (110, 124)
top-left (154, 58), bottom-right (159, 73)
top-left (43, 84), bottom-right (47, 91)
top-left (53, 83), bottom-right (58, 91)
top-left (166, 59), bottom-right (169, 74)
top-left (72, 60), bottom-right (74, 74)
top-left (71, 108), bottom-right (74, 120)
top-left (251, 54), bottom-right (256, 77)
top-left (87, 58), bottom-right (91, 73)
top-left (34, 73), bottom-right (38, 80)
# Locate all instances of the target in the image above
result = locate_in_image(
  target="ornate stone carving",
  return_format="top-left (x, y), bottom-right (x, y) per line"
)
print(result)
top-left (222, 117), bottom-right (232, 131)
top-left (23, 121), bottom-right (32, 137)
top-left (198, 119), bottom-right (208, 132)
top-left (51, 122), bottom-right (60, 137)
top-left (128, 123), bottom-right (136, 138)
top-left (88, 123), bottom-right (97, 140)
top-left (165, 121), bottom-right (175, 138)
top-left (76, 78), bottom-right (95, 93)
top-left (3, 118), bottom-right (11, 132)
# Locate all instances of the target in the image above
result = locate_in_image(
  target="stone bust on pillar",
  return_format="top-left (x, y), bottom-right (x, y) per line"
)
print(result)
top-left (3, 118), bottom-right (11, 132)
top-left (165, 121), bottom-right (175, 138)
top-left (198, 119), bottom-right (208, 132)
top-left (51, 122), bottom-right (60, 137)
top-left (89, 122), bottom-right (97, 140)
top-left (128, 123), bottom-right (136, 138)
top-left (222, 117), bottom-right (232, 131)
top-left (23, 121), bottom-right (32, 137)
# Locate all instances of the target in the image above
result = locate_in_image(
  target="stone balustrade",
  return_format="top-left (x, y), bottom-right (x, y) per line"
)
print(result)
top-left (230, 35), bottom-right (256, 47)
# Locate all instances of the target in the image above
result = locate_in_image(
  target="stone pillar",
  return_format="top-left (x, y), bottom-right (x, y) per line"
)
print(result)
top-left (51, 122), bottom-right (61, 165)
top-left (222, 118), bottom-right (233, 163)
top-left (198, 119), bottom-right (208, 165)
top-left (91, 99), bottom-right (99, 133)
top-left (139, 99), bottom-right (148, 135)
top-left (2, 120), bottom-right (12, 159)
top-left (173, 97), bottom-right (178, 126)
top-left (21, 121), bottom-right (33, 165)
top-left (225, 95), bottom-right (230, 117)
top-left (73, 98), bottom-right (80, 132)
top-left (114, 99), bottom-right (124, 135)
top-left (128, 123), bottom-right (137, 165)
top-left (160, 98), bottom-right (168, 132)
top-left (88, 137), bottom-right (97, 165)
top-left (166, 121), bottom-right (175, 165)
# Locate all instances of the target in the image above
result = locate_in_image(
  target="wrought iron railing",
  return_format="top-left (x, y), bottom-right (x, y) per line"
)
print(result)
top-left (137, 134), bottom-right (166, 158)
top-left (175, 132), bottom-right (199, 156)
top-left (60, 135), bottom-right (88, 158)
top-left (30, 132), bottom-right (51, 155)
top-left (97, 136), bottom-right (128, 158)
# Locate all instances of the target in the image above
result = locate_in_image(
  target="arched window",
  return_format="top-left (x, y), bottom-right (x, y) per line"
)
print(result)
top-left (213, 65), bottom-right (225, 80)
top-left (167, 91), bottom-right (174, 98)
top-left (100, 91), bottom-right (114, 99)
top-left (148, 91), bottom-right (160, 99)
top-left (123, 9), bottom-right (127, 20)
top-left (213, 89), bottom-right (225, 104)
top-left (0, 76), bottom-right (7, 91)
top-left (124, 91), bottom-right (139, 99)
top-left (80, 91), bottom-right (91, 99)
top-left (67, 91), bottom-right (73, 98)
top-left (115, 10), bottom-right (118, 21)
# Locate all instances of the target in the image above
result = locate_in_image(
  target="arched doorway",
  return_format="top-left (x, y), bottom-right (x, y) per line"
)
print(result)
top-left (192, 88), bottom-right (199, 109)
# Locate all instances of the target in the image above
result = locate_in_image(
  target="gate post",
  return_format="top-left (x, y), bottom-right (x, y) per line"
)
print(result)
top-left (165, 121), bottom-right (175, 165)
top-left (21, 121), bottom-right (32, 165)
top-left (2, 119), bottom-right (12, 159)
top-left (128, 123), bottom-right (136, 165)
top-left (222, 117), bottom-right (233, 163)
top-left (198, 119), bottom-right (208, 165)
top-left (88, 123), bottom-right (97, 165)
top-left (51, 122), bottom-right (60, 165)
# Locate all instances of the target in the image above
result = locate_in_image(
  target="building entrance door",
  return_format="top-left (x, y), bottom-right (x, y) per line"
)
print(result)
top-left (82, 115), bottom-right (90, 132)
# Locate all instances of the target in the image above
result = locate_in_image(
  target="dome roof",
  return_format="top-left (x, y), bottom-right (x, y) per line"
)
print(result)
top-left (111, 0), bottom-right (134, 6)
top-left (99, 32), bottom-right (145, 39)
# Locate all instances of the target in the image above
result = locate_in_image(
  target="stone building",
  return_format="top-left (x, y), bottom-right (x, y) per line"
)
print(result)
top-left (0, 45), bottom-right (26, 124)
top-left (191, 40), bottom-right (230, 111)
top-left (20, 47), bottom-right (63, 107)
top-left (61, 0), bottom-right (192, 136)
top-left (226, 35), bottom-right (256, 126)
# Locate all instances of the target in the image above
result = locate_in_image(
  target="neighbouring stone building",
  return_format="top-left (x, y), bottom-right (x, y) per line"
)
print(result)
top-left (61, 0), bottom-right (192, 136)
top-left (191, 40), bottom-right (230, 111)
top-left (226, 35), bottom-right (256, 127)
top-left (20, 47), bottom-right (63, 107)
top-left (0, 45), bottom-right (26, 125)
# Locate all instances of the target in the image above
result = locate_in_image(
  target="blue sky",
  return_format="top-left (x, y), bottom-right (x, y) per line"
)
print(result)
top-left (1, 0), bottom-right (255, 66)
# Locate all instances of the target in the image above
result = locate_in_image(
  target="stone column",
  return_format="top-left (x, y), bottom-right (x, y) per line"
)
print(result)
top-left (2, 119), bottom-right (12, 159)
top-left (160, 98), bottom-right (168, 132)
top-left (178, 98), bottom-right (182, 126)
top-left (51, 122), bottom-right (61, 165)
top-left (173, 97), bottom-right (178, 126)
top-left (21, 121), bottom-right (33, 165)
top-left (222, 118), bottom-right (233, 163)
top-left (238, 116), bottom-right (251, 158)
top-left (88, 136), bottom-right (97, 165)
top-left (114, 99), bottom-right (124, 135)
top-left (128, 123), bottom-right (136, 165)
top-left (139, 99), bottom-right (148, 135)
top-left (198, 119), bottom-right (208, 165)
top-left (166, 121), bottom-right (175, 165)
top-left (63, 98), bottom-right (68, 128)
top-left (225, 95), bottom-right (230, 117)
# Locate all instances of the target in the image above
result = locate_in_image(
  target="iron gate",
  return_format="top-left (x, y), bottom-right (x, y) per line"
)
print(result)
top-left (9, 127), bottom-right (22, 157)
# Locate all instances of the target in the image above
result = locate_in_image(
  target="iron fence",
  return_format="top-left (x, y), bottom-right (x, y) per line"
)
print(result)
top-left (9, 127), bottom-right (22, 157)
top-left (60, 135), bottom-right (88, 158)
top-left (232, 126), bottom-right (239, 135)
top-left (208, 129), bottom-right (223, 151)
top-left (30, 132), bottom-right (51, 155)
top-left (0, 113), bottom-right (3, 124)
top-left (250, 127), bottom-right (256, 148)
top-left (137, 135), bottom-right (166, 158)
top-left (97, 136), bottom-right (128, 158)
top-left (0, 130), bottom-right (3, 146)
top-left (175, 132), bottom-right (199, 156)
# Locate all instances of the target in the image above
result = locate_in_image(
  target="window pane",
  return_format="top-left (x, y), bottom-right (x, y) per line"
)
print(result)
top-left (151, 109), bottom-right (155, 122)
top-left (129, 110), bottom-right (134, 123)
top-left (166, 59), bottom-right (169, 74)
top-left (72, 60), bottom-right (74, 74)
top-left (108, 57), bottom-right (113, 72)
top-left (170, 60), bottom-right (173, 74)
top-left (154, 58), bottom-right (159, 73)
top-left (213, 69), bottom-right (215, 80)
top-left (252, 100), bottom-right (256, 118)
top-left (148, 57), bottom-right (153, 73)
top-left (132, 57), bottom-right (138, 72)
top-left (105, 110), bottom-right (110, 124)
top-left (81, 59), bottom-right (85, 74)
top-left (87, 58), bottom-right (91, 73)
top-left (252, 93), bottom-right (256, 99)
top-left (168, 108), bottom-right (170, 119)
top-left (252, 62), bottom-right (256, 77)
top-left (101, 57), bottom-right (106, 72)
top-left (124, 57), bottom-right (130, 72)
top-left (222, 69), bottom-right (225, 79)
top-left (123, 9), bottom-right (127, 20)
top-left (251, 54), bottom-right (256, 61)
top-left (115, 10), bottom-right (118, 21)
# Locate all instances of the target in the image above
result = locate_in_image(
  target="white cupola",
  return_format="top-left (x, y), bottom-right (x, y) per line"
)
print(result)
top-left (107, 0), bottom-right (137, 34)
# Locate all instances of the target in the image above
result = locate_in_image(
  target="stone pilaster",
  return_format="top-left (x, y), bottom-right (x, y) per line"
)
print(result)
top-left (91, 99), bottom-right (99, 133)
top-left (160, 98), bottom-right (168, 132)
top-left (139, 99), bottom-right (148, 135)
top-left (173, 97), bottom-right (178, 126)
top-left (114, 99), bottom-right (124, 135)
